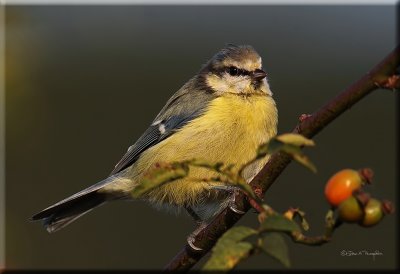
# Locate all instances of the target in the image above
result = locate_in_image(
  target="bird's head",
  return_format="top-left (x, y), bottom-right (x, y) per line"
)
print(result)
top-left (200, 45), bottom-right (271, 96)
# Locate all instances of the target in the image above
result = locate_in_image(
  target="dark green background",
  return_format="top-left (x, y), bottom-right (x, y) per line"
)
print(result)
top-left (5, 5), bottom-right (397, 270)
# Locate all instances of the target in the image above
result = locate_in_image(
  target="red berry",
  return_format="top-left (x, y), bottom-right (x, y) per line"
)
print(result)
top-left (325, 169), bottom-right (370, 207)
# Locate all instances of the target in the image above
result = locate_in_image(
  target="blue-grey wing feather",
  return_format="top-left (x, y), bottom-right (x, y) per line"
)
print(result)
top-left (110, 76), bottom-right (216, 175)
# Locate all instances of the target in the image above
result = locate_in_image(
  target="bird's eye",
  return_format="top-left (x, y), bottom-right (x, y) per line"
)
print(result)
top-left (228, 66), bottom-right (239, 76)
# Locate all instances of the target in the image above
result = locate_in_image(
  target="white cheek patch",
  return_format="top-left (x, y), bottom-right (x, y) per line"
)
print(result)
top-left (206, 74), bottom-right (230, 94)
top-left (260, 78), bottom-right (273, 96)
top-left (224, 74), bottom-right (251, 93)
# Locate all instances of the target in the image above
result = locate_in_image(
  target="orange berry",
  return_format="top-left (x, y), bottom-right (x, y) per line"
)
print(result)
top-left (325, 169), bottom-right (371, 207)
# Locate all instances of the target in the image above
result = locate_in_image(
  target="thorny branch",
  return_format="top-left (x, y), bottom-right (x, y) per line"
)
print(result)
top-left (163, 45), bottom-right (400, 271)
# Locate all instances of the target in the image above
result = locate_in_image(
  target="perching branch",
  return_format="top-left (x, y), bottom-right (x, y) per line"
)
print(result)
top-left (163, 45), bottom-right (400, 271)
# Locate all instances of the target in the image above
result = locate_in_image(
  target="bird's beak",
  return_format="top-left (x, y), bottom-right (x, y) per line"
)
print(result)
top-left (252, 69), bottom-right (267, 81)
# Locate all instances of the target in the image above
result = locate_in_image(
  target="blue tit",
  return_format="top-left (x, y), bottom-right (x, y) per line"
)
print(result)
top-left (31, 45), bottom-right (278, 240)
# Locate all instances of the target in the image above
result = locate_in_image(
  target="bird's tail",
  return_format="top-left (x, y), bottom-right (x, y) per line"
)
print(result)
top-left (30, 177), bottom-right (118, 233)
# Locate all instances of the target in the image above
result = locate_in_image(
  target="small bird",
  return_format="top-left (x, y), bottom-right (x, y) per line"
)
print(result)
top-left (31, 45), bottom-right (278, 247)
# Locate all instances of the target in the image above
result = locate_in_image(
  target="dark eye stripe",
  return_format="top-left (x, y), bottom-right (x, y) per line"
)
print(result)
top-left (225, 66), bottom-right (250, 77)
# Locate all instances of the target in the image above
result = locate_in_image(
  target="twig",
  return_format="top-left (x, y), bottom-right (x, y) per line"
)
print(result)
top-left (287, 209), bottom-right (341, 246)
top-left (163, 45), bottom-right (400, 271)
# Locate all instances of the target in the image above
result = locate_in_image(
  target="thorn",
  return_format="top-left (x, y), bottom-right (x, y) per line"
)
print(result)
top-left (299, 114), bottom-right (312, 122)
top-left (383, 75), bottom-right (400, 90)
top-left (252, 185), bottom-right (263, 198)
top-left (381, 200), bottom-right (395, 215)
top-left (374, 75), bottom-right (400, 90)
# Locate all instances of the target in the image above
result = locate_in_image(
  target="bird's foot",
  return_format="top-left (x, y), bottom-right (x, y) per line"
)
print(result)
top-left (187, 222), bottom-right (207, 251)
top-left (211, 185), bottom-right (246, 214)
top-left (228, 188), bottom-right (245, 215)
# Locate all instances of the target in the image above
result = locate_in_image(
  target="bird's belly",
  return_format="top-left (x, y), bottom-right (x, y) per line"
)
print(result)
top-left (128, 94), bottom-right (277, 211)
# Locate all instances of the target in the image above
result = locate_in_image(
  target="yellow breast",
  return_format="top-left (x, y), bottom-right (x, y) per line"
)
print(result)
top-left (123, 93), bottom-right (277, 206)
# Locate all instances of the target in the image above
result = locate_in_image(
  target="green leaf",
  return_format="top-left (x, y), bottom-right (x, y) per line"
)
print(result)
top-left (261, 233), bottom-right (291, 268)
top-left (256, 135), bottom-right (317, 173)
top-left (259, 214), bottom-right (301, 234)
top-left (203, 242), bottom-right (253, 271)
top-left (291, 152), bottom-right (317, 173)
top-left (275, 133), bottom-right (315, 147)
top-left (278, 144), bottom-right (316, 173)
top-left (203, 226), bottom-right (257, 271)
top-left (131, 162), bottom-right (189, 198)
top-left (257, 139), bottom-right (282, 158)
top-left (257, 133), bottom-right (314, 158)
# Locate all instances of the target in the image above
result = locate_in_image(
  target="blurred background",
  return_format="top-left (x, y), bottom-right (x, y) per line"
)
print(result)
top-left (5, 5), bottom-right (397, 270)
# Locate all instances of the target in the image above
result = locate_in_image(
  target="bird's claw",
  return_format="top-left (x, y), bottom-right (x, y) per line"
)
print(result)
top-left (187, 234), bottom-right (203, 251)
top-left (228, 188), bottom-right (245, 215)
top-left (229, 204), bottom-right (246, 214)
top-left (186, 222), bottom-right (207, 251)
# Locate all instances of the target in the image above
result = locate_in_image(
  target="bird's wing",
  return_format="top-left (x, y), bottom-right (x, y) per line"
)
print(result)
top-left (110, 112), bottom-right (200, 175)
top-left (110, 79), bottom-right (216, 175)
